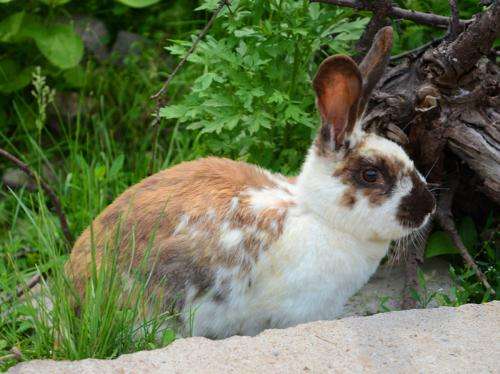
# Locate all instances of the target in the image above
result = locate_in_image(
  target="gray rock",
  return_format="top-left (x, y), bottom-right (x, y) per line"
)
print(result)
top-left (110, 31), bottom-right (147, 65)
top-left (2, 168), bottom-right (35, 191)
top-left (8, 302), bottom-right (500, 373)
top-left (74, 16), bottom-right (110, 62)
top-left (53, 92), bottom-right (80, 121)
top-left (2, 165), bottom-right (57, 191)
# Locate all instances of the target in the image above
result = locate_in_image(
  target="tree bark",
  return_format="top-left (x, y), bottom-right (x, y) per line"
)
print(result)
top-left (361, 3), bottom-right (500, 204)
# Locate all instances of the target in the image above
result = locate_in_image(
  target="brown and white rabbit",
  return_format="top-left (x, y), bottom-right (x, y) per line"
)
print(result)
top-left (66, 27), bottom-right (435, 338)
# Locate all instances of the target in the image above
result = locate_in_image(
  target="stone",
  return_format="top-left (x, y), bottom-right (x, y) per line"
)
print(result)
top-left (2, 168), bottom-right (35, 191)
top-left (9, 302), bottom-right (500, 373)
top-left (73, 16), bottom-right (110, 62)
top-left (2, 165), bottom-right (57, 191)
top-left (110, 31), bottom-right (147, 65)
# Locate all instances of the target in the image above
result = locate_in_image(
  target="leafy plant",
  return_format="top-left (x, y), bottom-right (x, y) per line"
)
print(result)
top-left (116, 0), bottom-right (162, 8)
top-left (0, 0), bottom-right (165, 95)
top-left (377, 295), bottom-right (395, 313)
top-left (425, 216), bottom-right (478, 258)
top-left (430, 212), bottom-right (498, 305)
top-left (160, 0), bottom-right (368, 173)
top-left (409, 268), bottom-right (439, 308)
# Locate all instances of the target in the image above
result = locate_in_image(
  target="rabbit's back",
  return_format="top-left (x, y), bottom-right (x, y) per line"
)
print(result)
top-left (66, 157), bottom-right (295, 309)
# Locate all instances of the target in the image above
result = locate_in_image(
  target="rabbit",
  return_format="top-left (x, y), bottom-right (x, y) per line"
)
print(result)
top-left (65, 27), bottom-right (435, 339)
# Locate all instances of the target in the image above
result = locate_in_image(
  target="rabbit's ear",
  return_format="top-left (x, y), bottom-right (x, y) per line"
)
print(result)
top-left (358, 26), bottom-right (393, 117)
top-left (313, 55), bottom-right (362, 151)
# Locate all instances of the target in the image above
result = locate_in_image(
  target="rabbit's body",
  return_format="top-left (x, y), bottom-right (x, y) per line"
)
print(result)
top-left (66, 27), bottom-right (436, 339)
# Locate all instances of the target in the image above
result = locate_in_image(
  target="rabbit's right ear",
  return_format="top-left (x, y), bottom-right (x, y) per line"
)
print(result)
top-left (313, 55), bottom-right (362, 152)
top-left (358, 26), bottom-right (393, 117)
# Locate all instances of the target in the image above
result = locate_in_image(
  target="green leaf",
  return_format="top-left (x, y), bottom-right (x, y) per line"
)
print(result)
top-left (39, 0), bottom-right (72, 5)
top-left (159, 105), bottom-right (188, 119)
top-left (0, 0), bottom-right (15, 3)
top-left (63, 65), bottom-right (86, 87)
top-left (109, 154), bottom-right (125, 179)
top-left (0, 59), bottom-right (34, 93)
top-left (161, 329), bottom-right (176, 346)
top-left (193, 73), bottom-right (217, 91)
top-left (94, 165), bottom-right (106, 180)
top-left (425, 231), bottom-right (459, 258)
top-left (15, 13), bottom-right (44, 41)
top-left (234, 27), bottom-right (256, 38)
top-left (34, 25), bottom-right (84, 69)
top-left (410, 288), bottom-right (421, 303)
top-left (0, 11), bottom-right (24, 42)
top-left (195, 0), bottom-right (219, 11)
top-left (0, 12), bottom-right (43, 42)
top-left (417, 268), bottom-right (427, 289)
top-left (426, 216), bottom-right (478, 258)
top-left (115, 0), bottom-right (161, 8)
top-left (458, 216), bottom-right (478, 252)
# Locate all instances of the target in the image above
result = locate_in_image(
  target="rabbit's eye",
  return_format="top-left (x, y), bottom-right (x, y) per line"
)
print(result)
top-left (362, 168), bottom-right (379, 183)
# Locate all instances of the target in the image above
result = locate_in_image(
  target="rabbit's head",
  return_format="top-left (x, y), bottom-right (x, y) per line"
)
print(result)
top-left (297, 27), bottom-right (435, 242)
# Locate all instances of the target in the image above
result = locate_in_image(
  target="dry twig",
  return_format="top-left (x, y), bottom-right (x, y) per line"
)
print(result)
top-left (151, 0), bottom-right (230, 101)
top-left (448, 0), bottom-right (461, 38)
top-left (390, 36), bottom-right (445, 61)
top-left (311, 0), bottom-right (472, 29)
top-left (1, 274), bottom-right (42, 305)
top-left (353, 0), bottom-right (391, 61)
top-left (0, 148), bottom-right (72, 244)
top-left (436, 179), bottom-right (495, 295)
top-left (0, 347), bottom-right (22, 365)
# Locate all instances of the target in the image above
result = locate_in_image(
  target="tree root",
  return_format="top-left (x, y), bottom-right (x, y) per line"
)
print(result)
top-left (436, 179), bottom-right (496, 296)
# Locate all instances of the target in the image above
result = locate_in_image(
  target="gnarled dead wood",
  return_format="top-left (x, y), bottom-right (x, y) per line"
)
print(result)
top-left (311, 0), bottom-right (473, 28)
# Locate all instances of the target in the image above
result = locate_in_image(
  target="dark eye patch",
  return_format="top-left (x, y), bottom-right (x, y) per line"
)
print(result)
top-left (334, 154), bottom-right (404, 206)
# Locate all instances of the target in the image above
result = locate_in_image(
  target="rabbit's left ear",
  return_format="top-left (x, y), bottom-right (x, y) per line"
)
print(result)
top-left (358, 26), bottom-right (393, 117)
top-left (313, 55), bottom-right (362, 151)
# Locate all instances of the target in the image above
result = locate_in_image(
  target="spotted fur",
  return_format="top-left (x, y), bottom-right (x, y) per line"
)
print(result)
top-left (66, 34), bottom-right (436, 338)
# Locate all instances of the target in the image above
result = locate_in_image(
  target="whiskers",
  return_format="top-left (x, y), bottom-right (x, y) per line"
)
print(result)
top-left (426, 182), bottom-right (449, 196)
top-left (388, 221), bottom-right (429, 265)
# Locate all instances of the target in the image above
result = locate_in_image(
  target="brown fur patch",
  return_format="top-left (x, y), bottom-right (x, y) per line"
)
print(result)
top-left (397, 171), bottom-right (435, 228)
top-left (65, 157), bottom-right (292, 310)
top-left (333, 142), bottom-right (408, 206)
top-left (340, 186), bottom-right (357, 208)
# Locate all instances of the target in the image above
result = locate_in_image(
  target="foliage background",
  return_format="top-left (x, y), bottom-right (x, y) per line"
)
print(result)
top-left (0, 0), bottom-right (497, 369)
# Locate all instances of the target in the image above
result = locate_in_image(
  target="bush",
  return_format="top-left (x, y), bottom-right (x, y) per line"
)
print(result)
top-left (160, 0), bottom-right (367, 173)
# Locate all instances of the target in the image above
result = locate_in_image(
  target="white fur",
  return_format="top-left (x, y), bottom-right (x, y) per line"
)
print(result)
top-left (219, 223), bottom-right (244, 250)
top-left (187, 207), bottom-right (388, 338)
top-left (181, 132), bottom-right (432, 338)
top-left (173, 214), bottom-right (189, 235)
top-left (246, 186), bottom-right (294, 213)
top-left (228, 197), bottom-right (239, 213)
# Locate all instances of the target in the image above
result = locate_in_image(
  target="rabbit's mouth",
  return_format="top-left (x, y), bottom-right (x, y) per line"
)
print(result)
top-left (396, 172), bottom-right (436, 230)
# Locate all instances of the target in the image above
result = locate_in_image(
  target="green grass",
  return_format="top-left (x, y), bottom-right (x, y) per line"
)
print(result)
top-left (0, 58), bottom-right (193, 370)
top-left (0, 0), bottom-right (498, 370)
